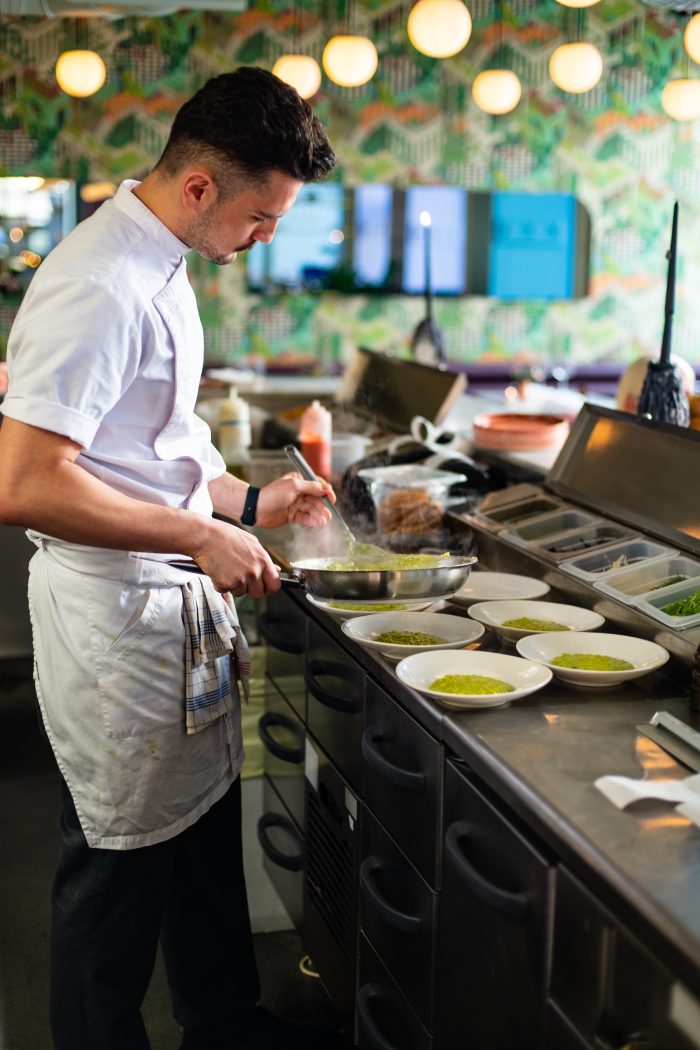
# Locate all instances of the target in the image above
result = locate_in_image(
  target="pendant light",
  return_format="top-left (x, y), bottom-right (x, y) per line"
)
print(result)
top-left (472, 0), bottom-right (521, 115)
top-left (407, 0), bottom-right (472, 59)
top-left (56, 48), bottom-right (106, 98)
top-left (685, 12), bottom-right (700, 65)
top-left (554, 0), bottom-right (601, 7)
top-left (272, 0), bottom-right (322, 100)
top-left (322, 0), bottom-right (378, 87)
top-left (663, 15), bottom-right (700, 122)
top-left (549, 41), bottom-right (602, 93)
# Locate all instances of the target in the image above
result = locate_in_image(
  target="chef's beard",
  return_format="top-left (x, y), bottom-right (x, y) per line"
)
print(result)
top-left (186, 208), bottom-right (255, 265)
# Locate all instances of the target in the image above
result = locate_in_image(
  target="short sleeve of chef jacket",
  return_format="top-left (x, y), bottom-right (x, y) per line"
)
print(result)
top-left (2, 274), bottom-right (140, 449)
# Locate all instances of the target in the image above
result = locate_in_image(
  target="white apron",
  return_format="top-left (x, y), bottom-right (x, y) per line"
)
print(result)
top-left (28, 539), bottom-right (243, 850)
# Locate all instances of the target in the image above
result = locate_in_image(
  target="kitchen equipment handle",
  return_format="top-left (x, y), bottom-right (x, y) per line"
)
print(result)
top-left (257, 713), bottom-right (305, 764)
top-left (445, 820), bottom-right (529, 918)
top-left (278, 575), bottom-right (303, 591)
top-left (305, 660), bottom-right (361, 714)
top-left (362, 728), bottom-right (425, 793)
top-left (356, 985), bottom-right (403, 1050)
top-left (258, 612), bottom-right (304, 654)
top-left (283, 443), bottom-right (356, 542)
top-left (257, 812), bottom-right (304, 872)
top-left (359, 856), bottom-right (422, 935)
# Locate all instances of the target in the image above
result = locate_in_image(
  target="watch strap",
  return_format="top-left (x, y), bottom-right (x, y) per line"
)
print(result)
top-left (240, 485), bottom-right (260, 526)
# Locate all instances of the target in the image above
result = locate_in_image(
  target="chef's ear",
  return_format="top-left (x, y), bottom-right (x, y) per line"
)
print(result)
top-left (181, 169), bottom-right (217, 211)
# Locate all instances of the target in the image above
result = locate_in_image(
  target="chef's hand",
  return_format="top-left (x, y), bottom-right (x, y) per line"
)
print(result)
top-left (255, 472), bottom-right (335, 529)
top-left (192, 519), bottom-right (281, 598)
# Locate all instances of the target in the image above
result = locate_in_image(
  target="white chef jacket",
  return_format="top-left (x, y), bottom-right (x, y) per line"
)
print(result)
top-left (2, 181), bottom-right (244, 849)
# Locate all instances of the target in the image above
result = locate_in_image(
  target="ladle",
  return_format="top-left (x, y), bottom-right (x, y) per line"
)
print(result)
top-left (283, 444), bottom-right (387, 559)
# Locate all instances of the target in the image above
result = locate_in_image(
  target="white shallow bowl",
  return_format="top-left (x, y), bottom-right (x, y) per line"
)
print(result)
top-left (306, 593), bottom-right (439, 622)
top-left (341, 611), bottom-right (485, 660)
top-left (395, 649), bottom-right (552, 709)
top-left (467, 600), bottom-right (605, 642)
top-left (516, 631), bottom-right (670, 688)
top-left (450, 571), bottom-right (550, 607)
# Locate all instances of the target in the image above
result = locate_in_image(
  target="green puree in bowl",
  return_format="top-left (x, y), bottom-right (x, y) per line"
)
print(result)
top-left (551, 653), bottom-right (634, 671)
top-left (324, 553), bottom-right (450, 571)
top-left (430, 673), bottom-right (514, 695)
top-left (376, 630), bottom-right (445, 646)
top-left (501, 617), bottom-right (568, 632)
top-left (330, 601), bottom-right (408, 612)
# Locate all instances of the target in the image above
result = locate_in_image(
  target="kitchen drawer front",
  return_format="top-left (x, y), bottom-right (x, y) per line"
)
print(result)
top-left (259, 685), bottom-right (306, 832)
top-left (359, 808), bottom-right (437, 1032)
top-left (436, 760), bottom-right (552, 1050)
top-left (258, 778), bottom-right (304, 933)
top-left (305, 618), bottom-right (364, 793)
top-left (552, 866), bottom-right (689, 1050)
top-left (363, 681), bottom-right (443, 887)
top-left (259, 590), bottom-right (306, 719)
top-left (358, 935), bottom-right (434, 1050)
top-left (303, 742), bottom-right (359, 1015)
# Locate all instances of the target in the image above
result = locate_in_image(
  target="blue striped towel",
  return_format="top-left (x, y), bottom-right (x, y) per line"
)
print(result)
top-left (181, 576), bottom-right (251, 735)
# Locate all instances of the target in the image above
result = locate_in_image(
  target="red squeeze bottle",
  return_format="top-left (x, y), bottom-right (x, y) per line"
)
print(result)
top-left (300, 400), bottom-right (332, 480)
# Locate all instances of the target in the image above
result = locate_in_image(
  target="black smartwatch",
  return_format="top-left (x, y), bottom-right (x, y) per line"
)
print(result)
top-left (240, 485), bottom-right (260, 526)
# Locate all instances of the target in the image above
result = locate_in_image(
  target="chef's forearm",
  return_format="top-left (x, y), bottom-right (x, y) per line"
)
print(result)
top-left (0, 418), bottom-right (218, 556)
top-left (208, 470), bottom-right (249, 521)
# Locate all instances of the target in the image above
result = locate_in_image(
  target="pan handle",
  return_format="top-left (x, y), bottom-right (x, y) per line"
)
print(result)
top-left (279, 575), bottom-right (303, 590)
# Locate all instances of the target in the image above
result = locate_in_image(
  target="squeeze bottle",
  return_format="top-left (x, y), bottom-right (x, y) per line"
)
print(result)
top-left (219, 387), bottom-right (252, 480)
top-left (300, 400), bottom-right (332, 480)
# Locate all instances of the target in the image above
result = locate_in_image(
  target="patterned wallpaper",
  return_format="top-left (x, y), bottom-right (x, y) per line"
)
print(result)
top-left (1, 0), bottom-right (699, 374)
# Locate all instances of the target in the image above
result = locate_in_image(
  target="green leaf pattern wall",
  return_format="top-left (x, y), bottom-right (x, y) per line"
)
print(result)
top-left (1, 0), bottom-right (699, 371)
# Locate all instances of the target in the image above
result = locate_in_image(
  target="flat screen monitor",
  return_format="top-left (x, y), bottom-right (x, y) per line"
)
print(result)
top-left (401, 185), bottom-right (468, 296)
top-left (246, 182), bottom-right (346, 292)
top-left (488, 192), bottom-right (577, 299)
top-left (0, 177), bottom-right (76, 299)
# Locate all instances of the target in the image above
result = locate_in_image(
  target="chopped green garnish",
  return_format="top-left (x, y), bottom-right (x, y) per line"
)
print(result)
top-left (329, 601), bottom-right (407, 611)
top-left (661, 590), bottom-right (700, 617)
top-left (324, 553), bottom-right (450, 572)
top-left (551, 653), bottom-right (634, 671)
top-left (501, 617), bottom-right (569, 632)
top-left (376, 630), bottom-right (444, 646)
top-left (430, 673), bottom-right (514, 695)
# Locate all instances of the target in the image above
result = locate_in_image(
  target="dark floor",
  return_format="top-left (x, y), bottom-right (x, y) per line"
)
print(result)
top-left (0, 659), bottom-right (351, 1050)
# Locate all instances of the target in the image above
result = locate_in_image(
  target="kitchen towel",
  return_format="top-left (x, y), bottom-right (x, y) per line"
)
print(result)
top-left (182, 576), bottom-right (251, 735)
top-left (595, 771), bottom-right (700, 830)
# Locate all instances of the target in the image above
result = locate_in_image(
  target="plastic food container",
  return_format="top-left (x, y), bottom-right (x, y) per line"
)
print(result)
top-left (560, 539), bottom-right (678, 582)
top-left (634, 576), bottom-right (700, 631)
top-left (505, 510), bottom-right (598, 545)
top-left (331, 432), bottom-right (372, 478)
top-left (477, 497), bottom-right (563, 527)
top-left (539, 523), bottom-right (634, 560)
top-left (358, 464), bottom-right (466, 541)
top-left (595, 555), bottom-right (700, 602)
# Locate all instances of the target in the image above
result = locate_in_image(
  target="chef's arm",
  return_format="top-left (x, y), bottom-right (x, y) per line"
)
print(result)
top-left (0, 418), bottom-right (279, 596)
top-left (209, 470), bottom-right (335, 529)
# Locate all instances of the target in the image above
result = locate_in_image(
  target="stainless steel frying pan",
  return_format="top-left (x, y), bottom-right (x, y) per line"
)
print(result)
top-left (287, 555), bottom-right (477, 601)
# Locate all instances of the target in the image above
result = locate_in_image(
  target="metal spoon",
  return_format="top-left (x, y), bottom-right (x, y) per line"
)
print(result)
top-left (283, 444), bottom-right (387, 559)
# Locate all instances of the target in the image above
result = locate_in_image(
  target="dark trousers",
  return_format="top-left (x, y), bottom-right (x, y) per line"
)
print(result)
top-left (50, 776), bottom-right (260, 1050)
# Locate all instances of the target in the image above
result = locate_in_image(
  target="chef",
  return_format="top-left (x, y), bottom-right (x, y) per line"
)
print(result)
top-left (0, 68), bottom-right (338, 1050)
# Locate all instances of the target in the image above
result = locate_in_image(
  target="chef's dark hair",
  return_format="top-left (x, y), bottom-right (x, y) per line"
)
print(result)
top-left (155, 66), bottom-right (335, 190)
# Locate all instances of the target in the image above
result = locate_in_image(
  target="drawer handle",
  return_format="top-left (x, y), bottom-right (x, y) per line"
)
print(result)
top-left (357, 983), bottom-right (403, 1050)
top-left (362, 728), bottom-right (425, 793)
top-left (258, 612), bottom-right (304, 655)
top-left (359, 856), bottom-right (423, 936)
top-left (305, 660), bottom-right (361, 715)
top-left (257, 812), bottom-right (304, 872)
top-left (258, 712), bottom-right (304, 764)
top-left (445, 821), bottom-right (528, 918)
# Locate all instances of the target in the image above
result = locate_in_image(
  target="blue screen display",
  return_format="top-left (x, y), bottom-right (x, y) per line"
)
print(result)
top-left (488, 192), bottom-right (577, 299)
top-left (246, 182), bottom-right (346, 291)
top-left (352, 184), bottom-right (394, 289)
top-left (402, 186), bottom-right (467, 296)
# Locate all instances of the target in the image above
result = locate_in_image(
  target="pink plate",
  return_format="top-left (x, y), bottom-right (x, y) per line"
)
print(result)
top-left (472, 413), bottom-right (569, 451)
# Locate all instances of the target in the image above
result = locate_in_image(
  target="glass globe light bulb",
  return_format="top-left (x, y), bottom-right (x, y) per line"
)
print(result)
top-left (322, 34), bottom-right (378, 87)
top-left (407, 0), bottom-right (472, 59)
top-left (272, 54), bottom-right (322, 99)
top-left (55, 50), bottom-right (106, 98)
top-left (549, 41), bottom-right (602, 94)
top-left (472, 68), bottom-right (522, 115)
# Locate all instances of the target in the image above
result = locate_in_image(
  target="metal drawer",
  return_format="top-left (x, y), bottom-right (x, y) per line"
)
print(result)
top-left (436, 761), bottom-right (552, 1050)
top-left (305, 618), bottom-right (364, 793)
top-left (363, 681), bottom-right (443, 887)
top-left (359, 808), bottom-right (437, 1032)
top-left (357, 935), bottom-right (434, 1050)
top-left (258, 686), bottom-right (305, 832)
top-left (259, 590), bottom-right (306, 719)
top-left (258, 778), bottom-right (304, 933)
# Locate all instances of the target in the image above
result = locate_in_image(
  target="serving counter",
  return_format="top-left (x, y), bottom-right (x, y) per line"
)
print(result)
top-left (253, 405), bottom-right (700, 1050)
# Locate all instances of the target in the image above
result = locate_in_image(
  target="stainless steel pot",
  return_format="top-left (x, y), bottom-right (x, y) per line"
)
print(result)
top-left (286, 555), bottom-right (477, 601)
